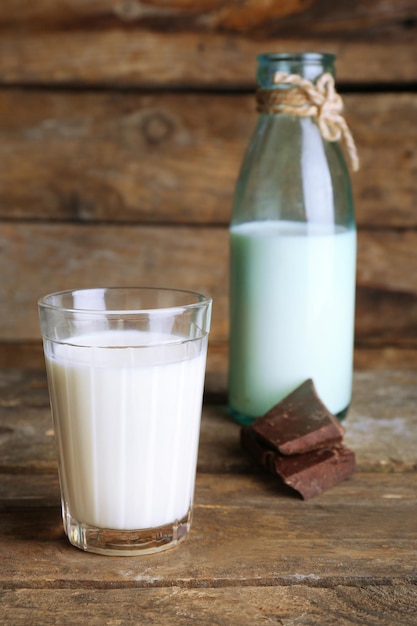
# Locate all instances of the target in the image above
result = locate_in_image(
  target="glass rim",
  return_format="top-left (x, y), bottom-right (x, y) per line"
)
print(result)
top-left (257, 52), bottom-right (335, 64)
top-left (38, 286), bottom-right (212, 316)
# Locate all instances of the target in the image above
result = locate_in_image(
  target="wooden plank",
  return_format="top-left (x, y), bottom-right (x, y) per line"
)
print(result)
top-left (0, 1), bottom-right (415, 86)
top-left (354, 348), bottom-right (417, 371)
top-left (1, 223), bottom-right (417, 348)
top-left (0, 342), bottom-right (45, 370)
top-left (2, 33), bottom-right (415, 87)
top-left (1, 585), bottom-right (417, 626)
top-left (2, 468), bottom-right (417, 506)
top-left (0, 90), bottom-right (416, 228)
top-left (0, 368), bottom-right (49, 407)
top-left (0, 472), bottom-right (416, 587)
top-left (0, 223), bottom-right (229, 341)
top-left (0, 89), bottom-right (250, 226)
top-left (1, 0), bottom-right (415, 35)
top-left (343, 370), bottom-right (417, 471)
top-left (1, 369), bottom-right (417, 475)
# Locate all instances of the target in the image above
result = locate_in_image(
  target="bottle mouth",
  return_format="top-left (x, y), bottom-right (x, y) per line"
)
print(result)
top-left (257, 52), bottom-right (335, 65)
top-left (256, 52), bottom-right (336, 88)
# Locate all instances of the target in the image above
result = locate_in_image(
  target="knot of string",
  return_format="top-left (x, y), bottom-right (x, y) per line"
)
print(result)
top-left (256, 71), bottom-right (359, 172)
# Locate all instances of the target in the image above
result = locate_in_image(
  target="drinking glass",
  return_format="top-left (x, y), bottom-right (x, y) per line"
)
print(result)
top-left (38, 287), bottom-right (212, 556)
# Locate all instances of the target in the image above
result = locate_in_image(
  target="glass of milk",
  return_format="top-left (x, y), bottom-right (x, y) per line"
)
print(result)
top-left (38, 287), bottom-right (212, 556)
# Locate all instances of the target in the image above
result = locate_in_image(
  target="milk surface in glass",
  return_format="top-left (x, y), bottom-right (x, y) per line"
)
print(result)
top-left (45, 329), bottom-right (207, 531)
top-left (229, 220), bottom-right (356, 418)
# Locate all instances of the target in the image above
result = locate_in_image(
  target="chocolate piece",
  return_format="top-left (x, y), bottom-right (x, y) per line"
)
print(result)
top-left (273, 445), bottom-right (356, 499)
top-left (252, 379), bottom-right (343, 455)
top-left (241, 425), bottom-right (278, 473)
top-left (240, 380), bottom-right (356, 499)
top-left (241, 427), bottom-right (356, 500)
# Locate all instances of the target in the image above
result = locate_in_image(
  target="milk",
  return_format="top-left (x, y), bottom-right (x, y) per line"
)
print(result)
top-left (229, 220), bottom-right (356, 420)
top-left (44, 330), bottom-right (207, 531)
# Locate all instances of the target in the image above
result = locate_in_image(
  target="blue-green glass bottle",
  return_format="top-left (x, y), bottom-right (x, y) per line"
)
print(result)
top-left (229, 53), bottom-right (356, 425)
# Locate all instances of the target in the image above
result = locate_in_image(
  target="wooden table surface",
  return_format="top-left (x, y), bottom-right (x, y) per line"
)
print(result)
top-left (1, 368), bottom-right (416, 625)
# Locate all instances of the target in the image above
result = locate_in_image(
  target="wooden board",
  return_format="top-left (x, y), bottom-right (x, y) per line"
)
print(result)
top-left (1, 585), bottom-right (417, 626)
top-left (354, 348), bottom-right (417, 371)
top-left (0, 91), bottom-right (416, 228)
top-left (1, 0), bottom-right (415, 36)
top-left (1, 368), bottom-right (416, 624)
top-left (0, 1), bottom-right (415, 86)
top-left (0, 470), bottom-right (416, 587)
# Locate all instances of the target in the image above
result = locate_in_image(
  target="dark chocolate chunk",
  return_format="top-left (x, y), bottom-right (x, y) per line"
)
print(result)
top-left (252, 379), bottom-right (344, 455)
top-left (273, 445), bottom-right (356, 499)
top-left (241, 427), bottom-right (356, 500)
top-left (241, 425), bottom-right (278, 474)
top-left (240, 379), bottom-right (356, 499)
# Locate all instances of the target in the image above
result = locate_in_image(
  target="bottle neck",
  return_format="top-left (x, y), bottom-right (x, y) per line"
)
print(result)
top-left (256, 53), bottom-right (335, 89)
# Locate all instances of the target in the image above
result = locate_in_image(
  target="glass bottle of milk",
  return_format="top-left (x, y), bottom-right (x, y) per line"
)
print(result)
top-left (229, 53), bottom-right (357, 425)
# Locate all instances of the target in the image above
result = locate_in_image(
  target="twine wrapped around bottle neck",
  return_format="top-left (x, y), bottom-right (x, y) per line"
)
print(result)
top-left (256, 71), bottom-right (359, 172)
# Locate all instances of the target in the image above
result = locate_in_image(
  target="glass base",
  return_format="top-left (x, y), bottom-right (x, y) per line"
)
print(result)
top-left (63, 507), bottom-right (193, 556)
top-left (229, 404), bottom-right (350, 425)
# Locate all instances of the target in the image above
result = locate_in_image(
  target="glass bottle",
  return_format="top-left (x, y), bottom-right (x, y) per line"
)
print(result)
top-left (229, 53), bottom-right (356, 425)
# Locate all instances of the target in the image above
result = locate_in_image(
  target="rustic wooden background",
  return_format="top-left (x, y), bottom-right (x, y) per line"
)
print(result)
top-left (0, 0), bottom-right (416, 384)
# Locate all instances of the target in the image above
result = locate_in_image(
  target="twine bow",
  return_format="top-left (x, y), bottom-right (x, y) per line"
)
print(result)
top-left (257, 71), bottom-right (359, 172)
